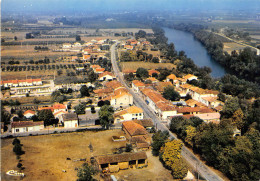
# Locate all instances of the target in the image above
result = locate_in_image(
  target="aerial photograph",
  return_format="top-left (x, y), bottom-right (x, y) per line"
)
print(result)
top-left (1, 0), bottom-right (260, 180)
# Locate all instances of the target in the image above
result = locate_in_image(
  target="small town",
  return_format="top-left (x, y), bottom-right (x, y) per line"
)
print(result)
top-left (1, 1), bottom-right (260, 181)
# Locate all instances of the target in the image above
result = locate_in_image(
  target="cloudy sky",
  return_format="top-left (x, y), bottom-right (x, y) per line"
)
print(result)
top-left (2, 0), bottom-right (260, 13)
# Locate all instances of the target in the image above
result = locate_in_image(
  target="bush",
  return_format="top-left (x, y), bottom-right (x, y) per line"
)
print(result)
top-left (12, 138), bottom-right (21, 145)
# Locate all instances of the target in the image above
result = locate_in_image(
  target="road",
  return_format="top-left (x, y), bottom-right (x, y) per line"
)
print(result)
top-left (110, 43), bottom-right (224, 181)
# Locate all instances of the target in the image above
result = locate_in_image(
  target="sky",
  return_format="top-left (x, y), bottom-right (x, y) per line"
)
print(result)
top-left (2, 0), bottom-right (260, 14)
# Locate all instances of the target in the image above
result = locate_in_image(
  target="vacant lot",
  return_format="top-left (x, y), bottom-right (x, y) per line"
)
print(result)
top-left (1, 130), bottom-right (127, 181)
top-left (1, 130), bottom-right (173, 181)
top-left (120, 62), bottom-right (176, 71)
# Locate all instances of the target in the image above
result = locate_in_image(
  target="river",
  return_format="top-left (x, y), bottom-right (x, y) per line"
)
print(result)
top-left (163, 27), bottom-right (226, 78)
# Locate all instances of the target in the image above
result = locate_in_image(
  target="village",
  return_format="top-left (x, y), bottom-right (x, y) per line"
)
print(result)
top-left (1, 29), bottom-right (232, 181)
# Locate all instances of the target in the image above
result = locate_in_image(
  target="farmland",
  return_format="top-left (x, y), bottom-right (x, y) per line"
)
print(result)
top-left (120, 61), bottom-right (176, 71)
top-left (1, 130), bottom-right (172, 181)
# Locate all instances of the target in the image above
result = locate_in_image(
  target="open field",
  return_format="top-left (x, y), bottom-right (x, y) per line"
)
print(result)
top-left (223, 42), bottom-right (246, 54)
top-left (212, 20), bottom-right (260, 24)
top-left (1, 130), bottom-right (172, 181)
top-left (1, 70), bottom-right (58, 80)
top-left (5, 96), bottom-right (51, 104)
top-left (120, 62), bottom-right (176, 70)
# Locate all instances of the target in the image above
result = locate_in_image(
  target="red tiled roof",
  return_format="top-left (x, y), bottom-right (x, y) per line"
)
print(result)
top-left (105, 80), bottom-right (123, 90)
top-left (123, 121), bottom-right (148, 136)
top-left (122, 69), bottom-right (136, 74)
top-left (24, 110), bottom-right (35, 115)
top-left (148, 69), bottom-right (160, 76)
top-left (38, 107), bottom-right (54, 112)
top-left (53, 103), bottom-right (66, 110)
top-left (132, 80), bottom-right (145, 87)
top-left (99, 71), bottom-right (114, 78)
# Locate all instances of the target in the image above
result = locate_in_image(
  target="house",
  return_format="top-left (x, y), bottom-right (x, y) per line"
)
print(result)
top-left (94, 68), bottom-right (105, 74)
top-left (105, 80), bottom-right (124, 90)
top-left (196, 112), bottom-right (221, 123)
top-left (95, 152), bottom-right (148, 172)
top-left (53, 103), bottom-right (66, 113)
top-left (62, 43), bottom-right (72, 49)
top-left (122, 121), bottom-right (148, 139)
top-left (94, 88), bottom-right (113, 99)
top-left (176, 107), bottom-right (215, 115)
top-left (99, 71), bottom-right (115, 81)
top-left (54, 110), bottom-right (68, 119)
top-left (114, 106), bottom-right (144, 123)
top-left (11, 121), bottom-right (44, 133)
top-left (61, 113), bottom-right (78, 128)
top-left (71, 56), bottom-right (78, 61)
top-left (146, 77), bottom-right (159, 83)
top-left (166, 74), bottom-right (179, 85)
top-left (122, 69), bottom-right (136, 75)
top-left (24, 110), bottom-right (35, 119)
top-left (83, 54), bottom-right (91, 61)
top-left (38, 106), bottom-right (54, 112)
top-left (155, 102), bottom-right (177, 120)
top-left (185, 99), bottom-right (206, 108)
top-left (201, 97), bottom-right (223, 108)
top-left (132, 80), bottom-right (145, 93)
top-left (184, 74), bottom-right (198, 82)
top-left (109, 92), bottom-right (133, 109)
top-left (73, 42), bottom-right (82, 48)
top-left (133, 119), bottom-right (154, 130)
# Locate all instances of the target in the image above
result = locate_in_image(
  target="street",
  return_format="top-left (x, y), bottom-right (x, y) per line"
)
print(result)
top-left (110, 43), bottom-right (224, 181)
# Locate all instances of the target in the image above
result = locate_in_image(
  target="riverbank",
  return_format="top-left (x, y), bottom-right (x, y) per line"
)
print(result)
top-left (163, 27), bottom-right (226, 78)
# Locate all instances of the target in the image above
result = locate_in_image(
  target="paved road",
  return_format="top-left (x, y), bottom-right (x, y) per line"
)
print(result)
top-left (110, 43), bottom-right (224, 181)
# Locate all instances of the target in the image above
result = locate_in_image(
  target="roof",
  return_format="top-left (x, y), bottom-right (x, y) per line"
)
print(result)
top-left (62, 113), bottom-right (78, 121)
top-left (38, 107), bottom-right (54, 112)
top-left (132, 80), bottom-right (145, 87)
top-left (146, 77), bottom-right (159, 82)
top-left (136, 142), bottom-right (150, 149)
top-left (122, 121), bottom-right (148, 136)
top-left (148, 69), bottom-right (160, 76)
top-left (1, 79), bottom-right (42, 85)
top-left (24, 110), bottom-right (35, 115)
top-left (95, 68), bottom-right (105, 72)
top-left (54, 110), bottom-right (68, 116)
top-left (167, 74), bottom-right (177, 80)
top-left (202, 97), bottom-right (218, 102)
top-left (196, 113), bottom-right (221, 120)
top-left (154, 82), bottom-right (173, 92)
top-left (111, 92), bottom-right (132, 100)
top-left (184, 74), bottom-right (197, 80)
top-left (90, 65), bottom-right (101, 69)
top-left (115, 106), bottom-right (143, 118)
top-left (133, 119), bottom-right (153, 128)
top-left (94, 88), bottom-right (113, 94)
top-left (122, 69), bottom-right (136, 74)
top-left (11, 121), bottom-right (44, 128)
top-left (53, 103), bottom-right (66, 110)
top-left (214, 105), bottom-right (223, 112)
top-left (95, 152), bottom-right (147, 165)
top-left (105, 80), bottom-right (123, 90)
top-left (156, 102), bottom-right (176, 112)
top-left (99, 71), bottom-right (114, 78)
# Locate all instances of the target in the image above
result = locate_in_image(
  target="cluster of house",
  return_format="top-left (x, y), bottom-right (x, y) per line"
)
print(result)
top-left (10, 103), bottom-right (79, 133)
top-left (54, 39), bottom-right (112, 63)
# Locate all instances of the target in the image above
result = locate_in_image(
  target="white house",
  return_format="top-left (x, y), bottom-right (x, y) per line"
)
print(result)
top-left (110, 92), bottom-right (133, 109)
top-left (54, 110), bottom-right (68, 119)
top-left (24, 110), bottom-right (36, 119)
top-left (156, 102), bottom-right (177, 120)
top-left (114, 106), bottom-right (144, 123)
top-left (183, 74), bottom-right (198, 82)
top-left (53, 103), bottom-right (67, 113)
top-left (132, 80), bottom-right (145, 93)
top-left (62, 43), bottom-right (72, 49)
top-left (98, 71), bottom-right (116, 81)
top-left (61, 113), bottom-right (78, 128)
top-left (11, 121), bottom-right (44, 133)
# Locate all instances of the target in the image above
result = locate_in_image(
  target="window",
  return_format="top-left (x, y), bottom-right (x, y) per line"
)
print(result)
top-left (16, 129), bottom-right (19, 133)
top-left (139, 113), bottom-right (142, 116)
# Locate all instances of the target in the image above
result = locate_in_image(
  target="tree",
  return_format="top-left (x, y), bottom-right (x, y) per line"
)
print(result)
top-left (231, 108), bottom-right (245, 130)
top-left (91, 106), bottom-right (96, 114)
top-left (160, 140), bottom-right (188, 179)
top-left (221, 97), bottom-right (240, 119)
top-left (33, 98), bottom-right (41, 104)
top-left (13, 144), bottom-right (24, 155)
top-left (74, 103), bottom-right (86, 115)
top-left (126, 143), bottom-right (133, 152)
top-left (185, 125), bottom-right (196, 147)
top-left (88, 71), bottom-right (98, 83)
top-left (38, 109), bottom-right (54, 126)
top-left (12, 138), bottom-right (21, 145)
top-left (98, 105), bottom-right (114, 129)
top-left (97, 100), bottom-right (104, 107)
top-left (14, 36), bottom-right (18, 41)
top-left (151, 130), bottom-right (169, 156)
top-left (77, 163), bottom-right (97, 181)
top-left (75, 35), bottom-right (81, 42)
top-left (51, 90), bottom-right (66, 103)
top-left (136, 68), bottom-right (149, 80)
top-left (163, 86), bottom-right (180, 101)
top-left (80, 85), bottom-right (90, 97)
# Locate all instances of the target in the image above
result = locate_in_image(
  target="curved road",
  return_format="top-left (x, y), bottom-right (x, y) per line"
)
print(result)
top-left (111, 43), bottom-right (224, 181)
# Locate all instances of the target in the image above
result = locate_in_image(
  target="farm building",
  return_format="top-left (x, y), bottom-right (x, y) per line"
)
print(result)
top-left (95, 152), bottom-right (148, 172)
top-left (11, 121), bottom-right (44, 133)
top-left (61, 113), bottom-right (78, 128)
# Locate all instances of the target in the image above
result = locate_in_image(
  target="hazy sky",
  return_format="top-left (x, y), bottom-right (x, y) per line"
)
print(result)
top-left (2, 0), bottom-right (260, 14)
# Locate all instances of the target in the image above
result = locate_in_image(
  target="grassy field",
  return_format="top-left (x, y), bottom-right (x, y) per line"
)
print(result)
top-left (1, 70), bottom-right (59, 80)
top-left (1, 130), bottom-right (172, 181)
top-left (5, 96), bottom-right (51, 104)
top-left (120, 62), bottom-right (176, 70)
